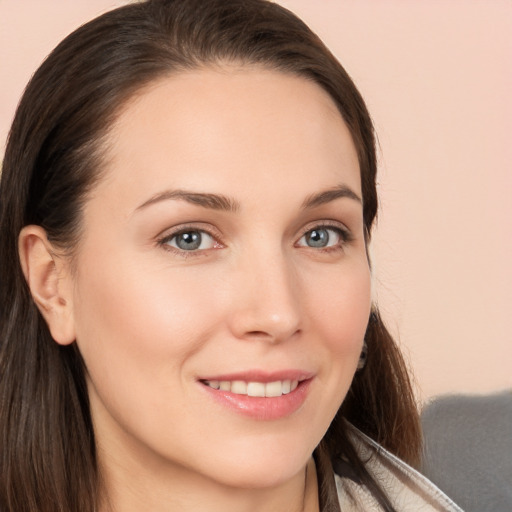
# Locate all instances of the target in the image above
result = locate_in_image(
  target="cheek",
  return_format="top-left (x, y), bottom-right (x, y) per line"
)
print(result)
top-left (307, 261), bottom-right (371, 351)
top-left (302, 258), bottom-right (371, 419)
top-left (80, 250), bottom-right (200, 323)
top-left (295, 260), bottom-right (371, 442)
top-left (71, 255), bottom-right (224, 389)
top-left (70, 256), bottom-right (229, 451)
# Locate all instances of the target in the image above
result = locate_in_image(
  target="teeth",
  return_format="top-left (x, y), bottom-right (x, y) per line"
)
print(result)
top-left (219, 381), bottom-right (231, 391)
top-left (204, 379), bottom-right (299, 397)
top-left (231, 381), bottom-right (247, 395)
top-left (265, 381), bottom-right (282, 397)
top-left (247, 382), bottom-right (266, 397)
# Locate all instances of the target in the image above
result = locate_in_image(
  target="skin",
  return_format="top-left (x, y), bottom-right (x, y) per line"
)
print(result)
top-left (21, 67), bottom-right (371, 512)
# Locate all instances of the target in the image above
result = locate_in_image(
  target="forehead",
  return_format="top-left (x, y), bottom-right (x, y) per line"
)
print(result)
top-left (98, 66), bottom-right (361, 208)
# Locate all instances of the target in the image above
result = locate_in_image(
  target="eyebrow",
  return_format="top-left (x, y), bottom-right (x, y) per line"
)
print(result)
top-left (135, 183), bottom-right (361, 214)
top-left (301, 184), bottom-right (362, 209)
top-left (136, 189), bottom-right (240, 213)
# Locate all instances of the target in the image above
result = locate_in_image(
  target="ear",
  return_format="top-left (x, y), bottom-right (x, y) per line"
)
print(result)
top-left (18, 225), bottom-right (76, 345)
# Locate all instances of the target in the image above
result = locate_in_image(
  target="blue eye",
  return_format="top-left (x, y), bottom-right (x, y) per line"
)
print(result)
top-left (298, 227), bottom-right (344, 248)
top-left (164, 230), bottom-right (215, 251)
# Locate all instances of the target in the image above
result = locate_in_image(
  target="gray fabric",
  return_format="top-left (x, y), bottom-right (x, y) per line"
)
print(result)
top-left (421, 390), bottom-right (512, 512)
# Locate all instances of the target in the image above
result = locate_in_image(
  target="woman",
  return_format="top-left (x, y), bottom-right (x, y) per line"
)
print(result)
top-left (0, 1), bottom-right (463, 511)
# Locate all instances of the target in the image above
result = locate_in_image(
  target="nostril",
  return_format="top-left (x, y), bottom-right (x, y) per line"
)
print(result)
top-left (245, 330), bottom-right (275, 340)
top-left (244, 328), bottom-right (301, 344)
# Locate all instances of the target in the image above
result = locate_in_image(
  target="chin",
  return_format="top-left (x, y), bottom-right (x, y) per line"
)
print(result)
top-left (196, 432), bottom-right (316, 490)
top-left (214, 460), bottom-right (307, 491)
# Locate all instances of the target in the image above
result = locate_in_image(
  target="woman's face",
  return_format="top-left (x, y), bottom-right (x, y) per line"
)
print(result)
top-left (67, 68), bottom-right (371, 490)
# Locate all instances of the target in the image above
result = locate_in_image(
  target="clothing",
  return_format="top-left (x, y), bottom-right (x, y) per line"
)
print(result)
top-left (316, 424), bottom-right (465, 512)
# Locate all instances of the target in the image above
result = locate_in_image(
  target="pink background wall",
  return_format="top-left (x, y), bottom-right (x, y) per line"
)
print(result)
top-left (1, 1), bottom-right (511, 402)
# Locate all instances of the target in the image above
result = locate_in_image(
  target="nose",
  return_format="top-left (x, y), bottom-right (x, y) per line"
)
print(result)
top-left (227, 251), bottom-right (302, 344)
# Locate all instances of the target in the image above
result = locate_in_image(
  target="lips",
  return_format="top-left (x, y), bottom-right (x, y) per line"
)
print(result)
top-left (198, 371), bottom-right (313, 420)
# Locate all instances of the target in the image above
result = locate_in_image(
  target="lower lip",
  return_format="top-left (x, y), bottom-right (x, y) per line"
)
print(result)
top-left (200, 379), bottom-right (312, 421)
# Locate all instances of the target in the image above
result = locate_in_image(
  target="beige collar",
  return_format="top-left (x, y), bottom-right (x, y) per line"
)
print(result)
top-left (314, 424), bottom-right (464, 512)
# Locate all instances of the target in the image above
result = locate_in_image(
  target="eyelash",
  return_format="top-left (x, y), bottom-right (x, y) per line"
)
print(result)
top-left (156, 221), bottom-right (353, 257)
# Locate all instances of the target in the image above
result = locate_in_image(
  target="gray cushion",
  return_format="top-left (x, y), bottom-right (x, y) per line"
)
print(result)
top-left (421, 390), bottom-right (512, 512)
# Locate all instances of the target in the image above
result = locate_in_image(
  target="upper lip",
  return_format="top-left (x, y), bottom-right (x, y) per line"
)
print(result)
top-left (198, 370), bottom-right (314, 383)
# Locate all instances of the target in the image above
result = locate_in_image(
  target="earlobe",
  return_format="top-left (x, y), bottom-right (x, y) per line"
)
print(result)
top-left (18, 225), bottom-right (76, 345)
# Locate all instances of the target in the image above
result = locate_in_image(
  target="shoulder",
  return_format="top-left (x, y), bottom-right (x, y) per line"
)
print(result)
top-left (334, 424), bottom-right (465, 512)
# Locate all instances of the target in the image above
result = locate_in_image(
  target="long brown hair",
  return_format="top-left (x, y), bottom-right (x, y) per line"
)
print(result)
top-left (0, 1), bottom-right (420, 510)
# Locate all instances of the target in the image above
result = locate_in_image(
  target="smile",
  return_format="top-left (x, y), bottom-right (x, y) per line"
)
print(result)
top-left (203, 379), bottom-right (299, 397)
top-left (199, 372), bottom-right (313, 420)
